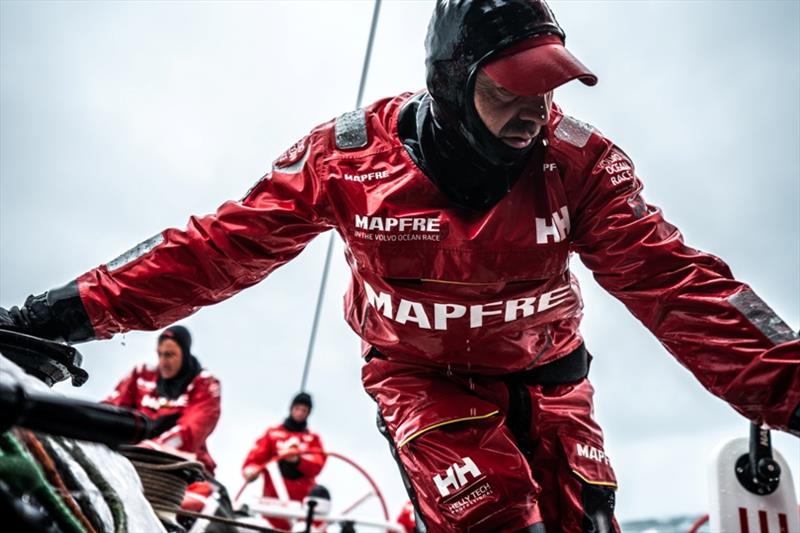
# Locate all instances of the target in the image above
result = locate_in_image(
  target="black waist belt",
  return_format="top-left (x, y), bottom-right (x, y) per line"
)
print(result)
top-left (366, 343), bottom-right (589, 385)
top-left (509, 343), bottom-right (589, 386)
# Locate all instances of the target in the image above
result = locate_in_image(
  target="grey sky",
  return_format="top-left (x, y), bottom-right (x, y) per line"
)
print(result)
top-left (1, 0), bottom-right (798, 525)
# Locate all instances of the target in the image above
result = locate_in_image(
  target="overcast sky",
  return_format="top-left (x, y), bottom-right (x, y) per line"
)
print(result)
top-left (1, 0), bottom-right (798, 526)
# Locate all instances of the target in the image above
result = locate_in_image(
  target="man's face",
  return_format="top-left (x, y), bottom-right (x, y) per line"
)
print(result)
top-left (473, 69), bottom-right (554, 149)
top-left (157, 338), bottom-right (183, 379)
top-left (290, 404), bottom-right (310, 424)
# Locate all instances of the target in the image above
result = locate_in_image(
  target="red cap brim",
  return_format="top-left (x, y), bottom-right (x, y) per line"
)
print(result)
top-left (483, 35), bottom-right (597, 95)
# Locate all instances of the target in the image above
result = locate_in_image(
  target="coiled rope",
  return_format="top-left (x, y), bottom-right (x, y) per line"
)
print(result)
top-left (119, 447), bottom-right (288, 532)
top-left (118, 446), bottom-right (205, 515)
top-left (130, 459), bottom-right (203, 511)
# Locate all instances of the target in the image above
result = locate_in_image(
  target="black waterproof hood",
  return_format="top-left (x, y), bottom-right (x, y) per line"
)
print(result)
top-left (425, 0), bottom-right (565, 165)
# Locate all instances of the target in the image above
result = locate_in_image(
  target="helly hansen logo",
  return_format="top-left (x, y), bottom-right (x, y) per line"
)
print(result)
top-left (433, 457), bottom-right (482, 497)
top-left (536, 206), bottom-right (570, 244)
top-left (576, 443), bottom-right (611, 466)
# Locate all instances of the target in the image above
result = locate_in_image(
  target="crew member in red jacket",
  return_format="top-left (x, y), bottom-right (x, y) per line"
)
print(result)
top-left (2, 1), bottom-right (798, 531)
top-left (242, 393), bottom-right (325, 530)
top-left (396, 501), bottom-right (417, 533)
top-left (104, 325), bottom-right (221, 474)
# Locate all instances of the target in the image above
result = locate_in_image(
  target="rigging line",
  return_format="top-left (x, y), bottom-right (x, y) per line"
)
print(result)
top-left (300, 0), bottom-right (382, 393)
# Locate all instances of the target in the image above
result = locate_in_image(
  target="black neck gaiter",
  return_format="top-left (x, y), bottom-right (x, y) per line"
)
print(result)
top-left (282, 416), bottom-right (308, 433)
top-left (399, 92), bottom-right (543, 212)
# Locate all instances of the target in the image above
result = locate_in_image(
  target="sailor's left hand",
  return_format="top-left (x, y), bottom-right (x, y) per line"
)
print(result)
top-left (283, 444), bottom-right (300, 463)
top-left (243, 465), bottom-right (262, 482)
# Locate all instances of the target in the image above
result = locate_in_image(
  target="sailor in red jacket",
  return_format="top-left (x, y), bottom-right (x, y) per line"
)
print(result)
top-left (104, 325), bottom-right (221, 475)
top-left (242, 393), bottom-right (325, 530)
top-left (2, 1), bottom-right (798, 531)
top-left (396, 500), bottom-right (417, 533)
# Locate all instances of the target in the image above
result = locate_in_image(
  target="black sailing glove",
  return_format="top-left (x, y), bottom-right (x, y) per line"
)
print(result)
top-left (146, 412), bottom-right (182, 439)
top-left (2, 294), bottom-right (58, 339)
top-left (0, 282), bottom-right (94, 343)
top-left (0, 307), bottom-right (17, 330)
top-left (278, 458), bottom-right (304, 480)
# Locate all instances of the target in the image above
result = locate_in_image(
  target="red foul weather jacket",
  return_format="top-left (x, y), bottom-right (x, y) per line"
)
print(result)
top-left (242, 424), bottom-right (325, 501)
top-left (104, 365), bottom-right (221, 473)
top-left (396, 500), bottom-right (417, 533)
top-left (78, 93), bottom-right (799, 432)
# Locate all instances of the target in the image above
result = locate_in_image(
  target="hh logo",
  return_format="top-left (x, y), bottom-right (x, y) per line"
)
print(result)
top-left (433, 457), bottom-right (482, 497)
top-left (536, 206), bottom-right (570, 244)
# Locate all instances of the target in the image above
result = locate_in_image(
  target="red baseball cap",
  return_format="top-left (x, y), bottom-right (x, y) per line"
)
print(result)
top-left (482, 34), bottom-right (597, 95)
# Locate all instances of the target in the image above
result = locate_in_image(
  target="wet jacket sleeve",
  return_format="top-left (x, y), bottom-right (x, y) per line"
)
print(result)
top-left (154, 374), bottom-right (221, 454)
top-left (75, 134), bottom-right (333, 339)
top-left (569, 143), bottom-right (800, 432)
top-left (297, 432), bottom-right (326, 478)
top-left (243, 430), bottom-right (274, 471)
top-left (102, 366), bottom-right (140, 408)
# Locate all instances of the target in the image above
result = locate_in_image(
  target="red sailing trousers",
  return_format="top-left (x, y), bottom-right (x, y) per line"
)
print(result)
top-left (364, 349), bottom-right (618, 533)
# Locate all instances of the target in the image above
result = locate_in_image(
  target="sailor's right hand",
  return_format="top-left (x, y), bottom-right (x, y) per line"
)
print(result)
top-left (243, 465), bottom-right (262, 482)
top-left (0, 301), bottom-right (38, 335)
top-left (0, 293), bottom-right (66, 340)
top-left (0, 306), bottom-right (16, 329)
top-left (0, 283), bottom-right (95, 343)
top-left (147, 412), bottom-right (182, 439)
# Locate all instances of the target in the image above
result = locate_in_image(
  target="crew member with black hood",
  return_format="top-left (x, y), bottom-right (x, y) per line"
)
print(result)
top-left (103, 325), bottom-right (221, 475)
top-left (242, 393), bottom-right (326, 531)
top-left (3, 1), bottom-right (798, 532)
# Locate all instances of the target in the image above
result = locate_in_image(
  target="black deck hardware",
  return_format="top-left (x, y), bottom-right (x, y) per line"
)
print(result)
top-left (0, 329), bottom-right (88, 387)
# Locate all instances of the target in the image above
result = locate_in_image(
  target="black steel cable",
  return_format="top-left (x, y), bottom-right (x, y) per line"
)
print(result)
top-left (300, 0), bottom-right (383, 392)
top-left (150, 505), bottom-right (286, 533)
top-left (355, 0), bottom-right (383, 110)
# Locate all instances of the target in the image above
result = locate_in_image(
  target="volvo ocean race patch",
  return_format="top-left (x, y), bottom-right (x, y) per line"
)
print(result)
top-left (598, 149), bottom-right (635, 189)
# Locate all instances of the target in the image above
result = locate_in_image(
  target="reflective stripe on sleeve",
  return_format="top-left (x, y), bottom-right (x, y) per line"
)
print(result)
top-left (728, 289), bottom-right (798, 344)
